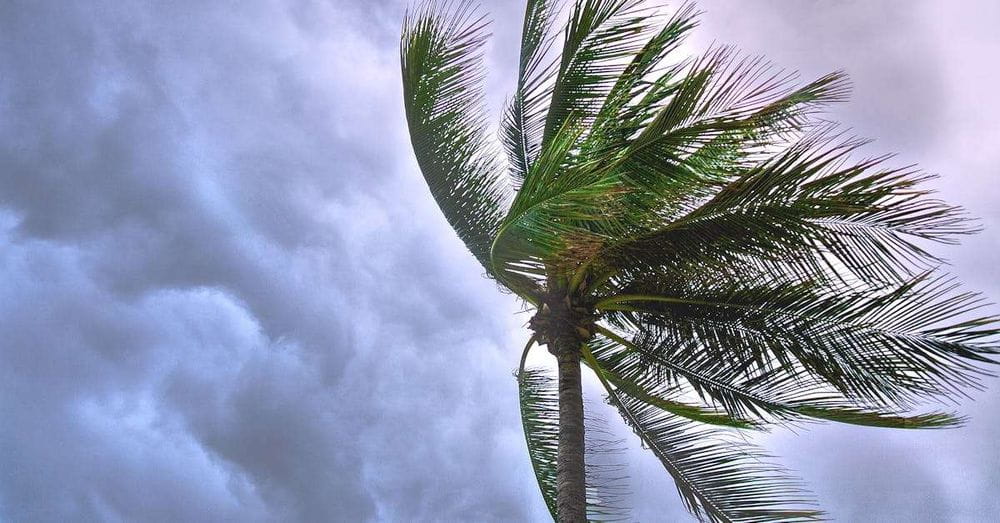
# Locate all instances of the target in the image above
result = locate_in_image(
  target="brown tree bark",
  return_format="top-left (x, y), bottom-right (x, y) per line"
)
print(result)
top-left (555, 344), bottom-right (586, 522)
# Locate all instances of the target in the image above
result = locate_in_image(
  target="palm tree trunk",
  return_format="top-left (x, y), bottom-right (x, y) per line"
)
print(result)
top-left (555, 344), bottom-right (586, 522)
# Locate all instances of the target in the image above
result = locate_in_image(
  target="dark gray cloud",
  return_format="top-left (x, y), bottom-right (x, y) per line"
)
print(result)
top-left (0, 1), bottom-right (997, 522)
top-left (0, 0), bottom-right (536, 521)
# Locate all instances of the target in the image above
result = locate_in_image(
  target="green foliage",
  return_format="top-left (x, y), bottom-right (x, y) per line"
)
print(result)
top-left (401, 2), bottom-right (511, 274)
top-left (518, 364), bottom-right (631, 521)
top-left (517, 365), bottom-right (562, 518)
top-left (584, 344), bottom-right (823, 522)
top-left (503, 0), bottom-right (562, 186)
top-left (401, 0), bottom-right (998, 521)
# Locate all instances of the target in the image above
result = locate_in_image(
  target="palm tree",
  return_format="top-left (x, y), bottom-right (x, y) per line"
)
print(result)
top-left (400, 1), bottom-right (999, 521)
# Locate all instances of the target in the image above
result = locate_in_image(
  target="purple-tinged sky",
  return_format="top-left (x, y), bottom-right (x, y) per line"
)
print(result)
top-left (1, 1), bottom-right (997, 521)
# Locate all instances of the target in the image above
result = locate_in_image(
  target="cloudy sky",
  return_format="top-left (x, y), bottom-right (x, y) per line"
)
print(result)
top-left (1, 0), bottom-right (998, 521)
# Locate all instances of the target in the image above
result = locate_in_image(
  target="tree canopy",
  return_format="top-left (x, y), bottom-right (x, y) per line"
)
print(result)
top-left (401, 1), bottom-right (999, 520)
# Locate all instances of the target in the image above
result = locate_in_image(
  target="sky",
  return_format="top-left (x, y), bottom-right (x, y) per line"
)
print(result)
top-left (0, 0), bottom-right (998, 521)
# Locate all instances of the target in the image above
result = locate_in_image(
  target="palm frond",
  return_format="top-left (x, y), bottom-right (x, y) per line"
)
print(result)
top-left (489, 4), bottom-right (710, 290)
top-left (593, 327), bottom-right (964, 430)
top-left (517, 340), bottom-right (630, 521)
top-left (517, 366), bottom-right (561, 518)
top-left (602, 127), bottom-right (976, 289)
top-left (502, 0), bottom-right (564, 186)
top-left (492, 116), bottom-right (597, 293)
top-left (596, 273), bottom-right (1000, 409)
top-left (402, 1), bottom-right (512, 273)
top-left (583, 412), bottom-right (632, 522)
top-left (625, 50), bottom-right (848, 156)
top-left (617, 70), bottom-right (849, 215)
top-left (583, 345), bottom-right (824, 522)
top-left (582, 344), bottom-right (762, 429)
top-left (566, 55), bottom-right (853, 291)
top-left (543, 0), bottom-right (655, 147)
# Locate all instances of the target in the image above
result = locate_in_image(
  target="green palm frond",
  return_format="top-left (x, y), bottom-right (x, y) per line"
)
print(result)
top-left (518, 341), bottom-right (630, 521)
top-left (496, 45), bottom-right (859, 294)
top-left (593, 327), bottom-right (964, 430)
top-left (581, 344), bottom-right (762, 429)
top-left (584, 345), bottom-right (824, 522)
top-left (612, 71), bottom-right (850, 227)
top-left (491, 116), bottom-right (596, 294)
top-left (567, 64), bottom-right (854, 290)
top-left (401, 2), bottom-right (512, 273)
top-left (585, 2), bottom-right (699, 150)
top-left (543, 0), bottom-right (656, 146)
top-left (502, 0), bottom-right (563, 186)
top-left (602, 126), bottom-right (975, 289)
top-left (517, 366), bottom-right (561, 518)
top-left (597, 274), bottom-right (999, 408)
top-left (621, 50), bottom-right (847, 158)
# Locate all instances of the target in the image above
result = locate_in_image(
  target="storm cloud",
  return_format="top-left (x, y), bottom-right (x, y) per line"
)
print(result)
top-left (1, 1), bottom-right (997, 522)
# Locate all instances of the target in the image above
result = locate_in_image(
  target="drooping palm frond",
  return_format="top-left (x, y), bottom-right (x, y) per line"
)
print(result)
top-left (580, 335), bottom-right (762, 429)
top-left (583, 345), bottom-right (824, 523)
top-left (583, 354), bottom-right (762, 430)
top-left (582, 413), bottom-right (631, 522)
top-left (517, 340), bottom-right (630, 521)
top-left (401, 2), bottom-right (512, 274)
top-left (517, 366), bottom-right (561, 517)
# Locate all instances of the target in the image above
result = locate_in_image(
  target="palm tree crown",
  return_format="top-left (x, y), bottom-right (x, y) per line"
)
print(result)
top-left (400, 1), bottom-right (999, 521)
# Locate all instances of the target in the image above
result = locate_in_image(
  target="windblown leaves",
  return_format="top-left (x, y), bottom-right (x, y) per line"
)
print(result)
top-left (502, 0), bottom-right (563, 186)
top-left (605, 127), bottom-right (975, 289)
top-left (517, 365), bottom-right (629, 521)
top-left (401, 2), bottom-right (511, 274)
top-left (591, 328), bottom-right (967, 430)
top-left (584, 345), bottom-right (823, 522)
top-left (597, 273), bottom-right (999, 410)
top-left (402, 1), bottom-right (998, 521)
